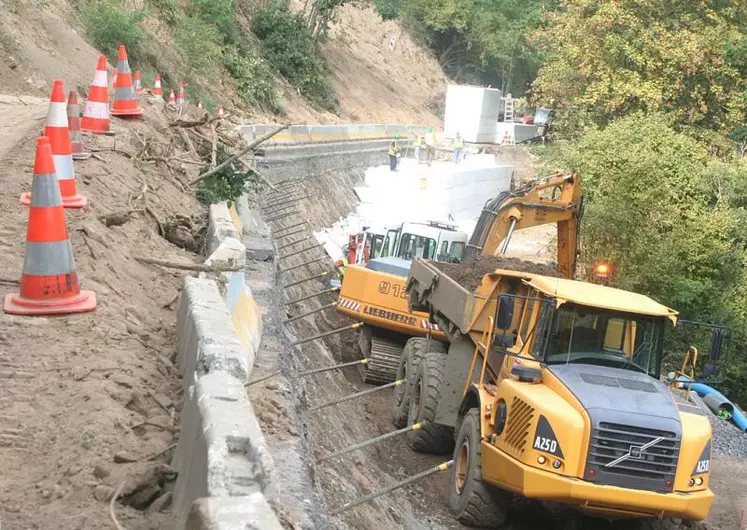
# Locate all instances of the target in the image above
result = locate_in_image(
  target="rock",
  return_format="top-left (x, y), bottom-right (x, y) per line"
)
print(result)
top-left (113, 451), bottom-right (138, 464)
top-left (65, 464), bottom-right (83, 477)
top-left (126, 321), bottom-right (150, 340)
top-left (152, 393), bottom-right (172, 410)
top-left (108, 388), bottom-right (135, 408)
top-left (265, 381), bottom-right (280, 391)
top-left (109, 373), bottom-right (139, 389)
top-left (93, 464), bottom-right (111, 479)
top-left (94, 485), bottom-right (114, 502)
top-left (148, 491), bottom-right (173, 512)
top-left (126, 484), bottom-right (162, 510)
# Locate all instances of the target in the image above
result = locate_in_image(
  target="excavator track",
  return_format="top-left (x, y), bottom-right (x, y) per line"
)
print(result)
top-left (358, 326), bottom-right (404, 385)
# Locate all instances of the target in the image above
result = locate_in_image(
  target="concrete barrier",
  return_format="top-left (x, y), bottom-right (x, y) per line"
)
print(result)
top-left (174, 198), bottom-right (280, 529)
top-left (173, 372), bottom-right (275, 529)
top-left (186, 494), bottom-right (284, 530)
top-left (236, 194), bottom-right (274, 262)
top-left (201, 236), bottom-right (262, 363)
top-left (177, 277), bottom-right (249, 389)
top-left (207, 203), bottom-right (240, 256)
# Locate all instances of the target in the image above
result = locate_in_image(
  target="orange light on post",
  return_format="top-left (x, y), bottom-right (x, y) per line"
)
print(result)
top-left (594, 261), bottom-right (610, 278)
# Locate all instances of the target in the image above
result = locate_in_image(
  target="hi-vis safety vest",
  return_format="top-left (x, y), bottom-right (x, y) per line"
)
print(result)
top-left (413, 136), bottom-right (422, 147)
top-left (336, 257), bottom-right (349, 277)
top-left (388, 142), bottom-right (398, 156)
top-left (454, 137), bottom-right (464, 149)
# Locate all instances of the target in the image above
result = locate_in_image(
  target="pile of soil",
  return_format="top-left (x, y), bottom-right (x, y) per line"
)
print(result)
top-left (433, 255), bottom-right (561, 292)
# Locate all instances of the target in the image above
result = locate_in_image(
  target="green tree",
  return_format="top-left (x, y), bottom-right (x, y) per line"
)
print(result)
top-left (554, 114), bottom-right (744, 320)
top-left (252, 0), bottom-right (337, 111)
top-left (398, 0), bottom-right (556, 95)
top-left (533, 0), bottom-right (747, 136)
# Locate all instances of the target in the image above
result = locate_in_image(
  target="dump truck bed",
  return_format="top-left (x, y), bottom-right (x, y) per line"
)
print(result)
top-left (407, 256), bottom-right (562, 335)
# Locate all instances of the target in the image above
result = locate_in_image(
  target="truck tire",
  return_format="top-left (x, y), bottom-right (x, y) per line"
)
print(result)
top-left (407, 350), bottom-right (454, 454)
top-left (391, 337), bottom-right (446, 428)
top-left (448, 409), bottom-right (508, 527)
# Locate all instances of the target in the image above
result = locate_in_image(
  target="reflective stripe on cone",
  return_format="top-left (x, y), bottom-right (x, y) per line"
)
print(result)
top-left (111, 45), bottom-right (142, 117)
top-left (4, 136), bottom-right (97, 316)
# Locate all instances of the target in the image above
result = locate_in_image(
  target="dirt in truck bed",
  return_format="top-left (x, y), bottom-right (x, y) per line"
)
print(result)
top-left (433, 256), bottom-right (561, 292)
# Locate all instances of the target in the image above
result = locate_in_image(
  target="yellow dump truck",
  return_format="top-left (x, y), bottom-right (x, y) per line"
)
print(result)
top-left (403, 258), bottom-right (715, 527)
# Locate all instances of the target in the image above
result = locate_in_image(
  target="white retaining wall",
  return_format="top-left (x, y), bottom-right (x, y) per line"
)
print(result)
top-left (242, 123), bottom-right (431, 145)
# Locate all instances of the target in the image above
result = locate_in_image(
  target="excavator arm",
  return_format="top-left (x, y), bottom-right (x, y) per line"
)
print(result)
top-left (464, 171), bottom-right (582, 278)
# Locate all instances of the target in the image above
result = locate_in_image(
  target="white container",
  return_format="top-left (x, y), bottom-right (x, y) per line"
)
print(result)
top-left (444, 85), bottom-right (502, 143)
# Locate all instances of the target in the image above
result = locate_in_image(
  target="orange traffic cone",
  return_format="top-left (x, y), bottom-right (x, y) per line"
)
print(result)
top-left (218, 106), bottom-right (224, 121)
top-left (4, 137), bottom-right (97, 316)
top-left (168, 89), bottom-right (176, 106)
top-left (22, 80), bottom-right (87, 209)
top-left (177, 81), bottom-right (185, 105)
top-left (67, 90), bottom-right (89, 161)
top-left (81, 55), bottom-right (112, 135)
top-left (134, 69), bottom-right (142, 95)
top-left (151, 73), bottom-right (163, 99)
top-left (111, 45), bottom-right (142, 117)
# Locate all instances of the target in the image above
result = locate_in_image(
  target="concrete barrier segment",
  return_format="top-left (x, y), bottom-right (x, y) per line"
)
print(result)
top-left (177, 276), bottom-right (249, 388)
top-left (173, 372), bottom-right (276, 529)
top-left (207, 203), bottom-right (240, 256)
top-left (201, 236), bottom-right (262, 373)
top-left (228, 203), bottom-right (243, 234)
top-left (186, 493), bottom-right (284, 530)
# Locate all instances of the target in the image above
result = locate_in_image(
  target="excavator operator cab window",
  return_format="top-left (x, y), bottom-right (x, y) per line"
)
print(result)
top-left (369, 234), bottom-right (385, 259)
top-left (381, 229), bottom-right (400, 258)
top-left (398, 233), bottom-right (436, 260)
top-left (437, 240), bottom-right (449, 261)
top-left (449, 241), bottom-right (465, 262)
top-left (541, 304), bottom-right (664, 377)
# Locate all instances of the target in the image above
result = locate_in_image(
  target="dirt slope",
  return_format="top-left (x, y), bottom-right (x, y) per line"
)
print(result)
top-left (0, 95), bottom-right (211, 529)
top-left (0, 0), bottom-right (447, 126)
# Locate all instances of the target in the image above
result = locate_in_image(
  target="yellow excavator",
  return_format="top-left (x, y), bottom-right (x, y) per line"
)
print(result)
top-left (336, 171), bottom-right (582, 385)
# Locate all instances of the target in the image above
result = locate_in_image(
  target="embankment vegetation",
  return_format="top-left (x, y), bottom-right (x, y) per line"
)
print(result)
top-left (75, 0), bottom-right (342, 114)
top-left (533, 1), bottom-right (747, 406)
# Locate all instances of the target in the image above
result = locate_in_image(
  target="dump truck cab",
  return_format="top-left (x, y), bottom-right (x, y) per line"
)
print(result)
top-left (405, 260), bottom-right (714, 526)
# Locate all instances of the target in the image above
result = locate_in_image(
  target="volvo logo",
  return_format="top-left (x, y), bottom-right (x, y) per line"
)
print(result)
top-left (605, 436), bottom-right (665, 468)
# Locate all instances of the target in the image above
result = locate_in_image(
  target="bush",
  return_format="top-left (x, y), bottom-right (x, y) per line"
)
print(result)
top-left (373, 0), bottom-right (400, 20)
top-left (252, 0), bottom-right (337, 111)
top-left (148, 0), bottom-right (178, 26)
top-left (195, 144), bottom-right (261, 206)
top-left (79, 0), bottom-right (146, 62)
top-left (186, 0), bottom-right (239, 44)
top-left (175, 15), bottom-right (224, 76)
top-left (223, 46), bottom-right (282, 113)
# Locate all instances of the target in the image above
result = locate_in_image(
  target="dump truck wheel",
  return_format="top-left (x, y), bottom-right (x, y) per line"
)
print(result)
top-left (391, 338), bottom-right (445, 427)
top-left (448, 409), bottom-right (508, 527)
top-left (406, 350), bottom-right (454, 454)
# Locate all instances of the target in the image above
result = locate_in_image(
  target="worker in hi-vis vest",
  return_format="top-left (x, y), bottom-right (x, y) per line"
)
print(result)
top-left (453, 132), bottom-right (464, 164)
top-left (424, 127), bottom-right (437, 166)
top-left (388, 134), bottom-right (401, 171)
top-left (334, 255), bottom-right (349, 281)
top-left (412, 134), bottom-right (422, 163)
